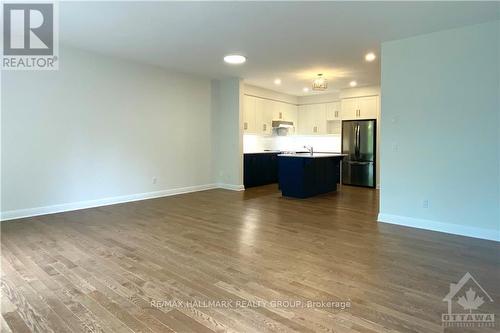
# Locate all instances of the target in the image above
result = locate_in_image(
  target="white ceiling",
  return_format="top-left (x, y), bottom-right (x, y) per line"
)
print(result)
top-left (59, 1), bottom-right (499, 96)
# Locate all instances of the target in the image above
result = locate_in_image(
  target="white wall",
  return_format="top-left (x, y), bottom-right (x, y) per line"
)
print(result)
top-left (379, 21), bottom-right (500, 241)
top-left (1, 45), bottom-right (214, 218)
top-left (212, 78), bottom-right (244, 189)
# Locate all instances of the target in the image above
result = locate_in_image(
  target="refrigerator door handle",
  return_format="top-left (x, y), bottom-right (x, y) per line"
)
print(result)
top-left (355, 124), bottom-right (360, 158)
top-left (354, 124), bottom-right (357, 157)
top-left (358, 124), bottom-right (361, 156)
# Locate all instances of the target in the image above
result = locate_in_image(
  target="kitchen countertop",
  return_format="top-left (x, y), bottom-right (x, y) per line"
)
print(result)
top-left (277, 153), bottom-right (346, 158)
top-left (245, 150), bottom-right (341, 155)
top-left (244, 151), bottom-right (282, 154)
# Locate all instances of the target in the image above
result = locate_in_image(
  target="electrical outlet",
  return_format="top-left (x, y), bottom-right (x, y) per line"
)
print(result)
top-left (423, 200), bottom-right (429, 209)
top-left (392, 143), bottom-right (398, 152)
top-left (152, 177), bottom-right (157, 184)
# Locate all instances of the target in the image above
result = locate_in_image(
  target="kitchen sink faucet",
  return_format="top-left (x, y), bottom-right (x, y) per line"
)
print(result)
top-left (304, 145), bottom-right (314, 155)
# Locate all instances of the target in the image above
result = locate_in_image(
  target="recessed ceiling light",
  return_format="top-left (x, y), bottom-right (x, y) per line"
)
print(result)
top-left (349, 81), bottom-right (357, 87)
top-left (223, 54), bottom-right (246, 65)
top-left (365, 52), bottom-right (376, 62)
top-left (303, 87), bottom-right (310, 92)
top-left (274, 78), bottom-right (282, 85)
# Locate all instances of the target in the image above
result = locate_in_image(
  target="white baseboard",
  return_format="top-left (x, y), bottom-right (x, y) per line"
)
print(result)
top-left (216, 183), bottom-right (245, 191)
top-left (1, 184), bottom-right (219, 222)
top-left (378, 213), bottom-right (499, 242)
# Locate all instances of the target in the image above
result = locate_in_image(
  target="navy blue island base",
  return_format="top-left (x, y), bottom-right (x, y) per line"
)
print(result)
top-left (278, 154), bottom-right (344, 198)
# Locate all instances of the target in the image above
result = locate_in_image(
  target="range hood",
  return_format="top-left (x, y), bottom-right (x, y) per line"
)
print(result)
top-left (272, 120), bottom-right (294, 128)
top-left (272, 120), bottom-right (294, 136)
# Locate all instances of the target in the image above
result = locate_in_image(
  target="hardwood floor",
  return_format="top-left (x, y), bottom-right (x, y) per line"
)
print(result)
top-left (1, 185), bottom-right (499, 333)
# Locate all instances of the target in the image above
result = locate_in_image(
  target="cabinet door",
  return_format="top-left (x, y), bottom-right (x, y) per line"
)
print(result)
top-left (272, 102), bottom-right (286, 121)
top-left (255, 98), bottom-right (273, 135)
top-left (282, 103), bottom-right (294, 121)
top-left (297, 105), bottom-right (311, 135)
top-left (263, 100), bottom-right (273, 134)
top-left (357, 96), bottom-right (378, 119)
top-left (289, 104), bottom-right (298, 124)
top-left (341, 98), bottom-right (358, 120)
top-left (243, 155), bottom-right (257, 187)
top-left (284, 104), bottom-right (298, 134)
top-left (309, 104), bottom-right (326, 134)
top-left (326, 102), bottom-right (341, 120)
top-left (243, 96), bottom-right (256, 133)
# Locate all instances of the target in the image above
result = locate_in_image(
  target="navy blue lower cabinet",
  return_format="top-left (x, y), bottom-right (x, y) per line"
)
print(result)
top-left (278, 155), bottom-right (343, 198)
top-left (244, 153), bottom-right (279, 188)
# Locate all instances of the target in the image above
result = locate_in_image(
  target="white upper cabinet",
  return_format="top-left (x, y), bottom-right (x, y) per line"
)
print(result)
top-left (297, 104), bottom-right (327, 135)
top-left (297, 105), bottom-right (311, 135)
top-left (272, 102), bottom-right (284, 121)
top-left (341, 96), bottom-right (378, 120)
top-left (326, 102), bottom-right (341, 121)
top-left (243, 95), bottom-right (300, 136)
top-left (357, 96), bottom-right (378, 119)
top-left (255, 98), bottom-right (273, 135)
top-left (310, 103), bottom-right (327, 135)
top-left (271, 101), bottom-right (297, 123)
top-left (246, 94), bottom-right (380, 136)
top-left (284, 103), bottom-right (298, 126)
top-left (340, 98), bottom-right (358, 120)
top-left (243, 95), bottom-right (256, 133)
top-left (255, 98), bottom-right (298, 134)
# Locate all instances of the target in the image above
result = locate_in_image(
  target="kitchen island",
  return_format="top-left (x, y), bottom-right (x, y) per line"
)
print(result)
top-left (278, 153), bottom-right (345, 198)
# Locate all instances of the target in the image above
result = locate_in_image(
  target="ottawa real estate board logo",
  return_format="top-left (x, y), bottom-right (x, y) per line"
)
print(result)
top-left (2, 1), bottom-right (58, 70)
top-left (442, 272), bottom-right (495, 328)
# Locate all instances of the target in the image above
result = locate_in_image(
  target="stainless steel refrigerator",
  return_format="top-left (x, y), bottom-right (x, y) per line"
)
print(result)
top-left (341, 120), bottom-right (376, 188)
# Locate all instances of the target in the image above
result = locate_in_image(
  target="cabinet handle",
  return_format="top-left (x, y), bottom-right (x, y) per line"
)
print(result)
top-left (244, 122), bottom-right (248, 130)
top-left (279, 112), bottom-right (282, 119)
top-left (335, 111), bottom-right (338, 118)
top-left (263, 124), bottom-right (266, 131)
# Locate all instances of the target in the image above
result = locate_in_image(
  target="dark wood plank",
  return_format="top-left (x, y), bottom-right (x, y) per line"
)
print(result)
top-left (1, 185), bottom-right (499, 332)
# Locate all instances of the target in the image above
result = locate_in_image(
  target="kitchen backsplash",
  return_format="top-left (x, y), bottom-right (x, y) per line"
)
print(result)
top-left (244, 134), bottom-right (341, 153)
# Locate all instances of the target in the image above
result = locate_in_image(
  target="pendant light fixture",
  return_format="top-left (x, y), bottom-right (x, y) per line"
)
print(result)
top-left (312, 74), bottom-right (327, 91)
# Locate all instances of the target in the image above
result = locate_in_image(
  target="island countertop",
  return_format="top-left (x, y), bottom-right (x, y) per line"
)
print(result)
top-left (277, 153), bottom-right (346, 158)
